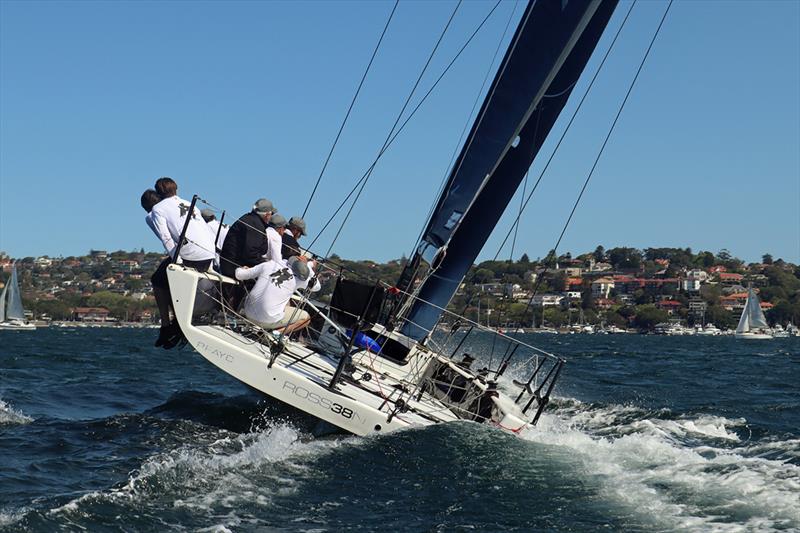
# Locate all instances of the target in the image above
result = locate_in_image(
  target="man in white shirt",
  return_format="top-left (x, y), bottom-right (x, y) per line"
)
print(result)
top-left (235, 256), bottom-right (320, 333)
top-left (142, 188), bottom-right (181, 348)
top-left (150, 178), bottom-right (216, 267)
top-left (143, 178), bottom-right (215, 348)
top-left (265, 214), bottom-right (287, 264)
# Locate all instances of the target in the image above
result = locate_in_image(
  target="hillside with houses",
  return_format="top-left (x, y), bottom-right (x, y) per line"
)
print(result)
top-left (1, 246), bottom-right (798, 332)
top-left (449, 247), bottom-right (800, 332)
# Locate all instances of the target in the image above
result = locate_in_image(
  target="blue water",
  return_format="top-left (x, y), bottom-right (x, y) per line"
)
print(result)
top-left (1, 329), bottom-right (798, 532)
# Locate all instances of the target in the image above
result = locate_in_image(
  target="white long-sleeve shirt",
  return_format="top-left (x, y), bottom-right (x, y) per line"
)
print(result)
top-left (150, 196), bottom-right (215, 262)
top-left (265, 227), bottom-right (284, 264)
top-left (235, 260), bottom-right (320, 324)
top-left (207, 219), bottom-right (229, 249)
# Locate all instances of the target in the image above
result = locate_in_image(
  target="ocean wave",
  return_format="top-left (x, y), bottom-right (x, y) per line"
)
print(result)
top-left (0, 399), bottom-right (32, 426)
top-left (522, 404), bottom-right (800, 531)
top-left (49, 421), bottom-right (353, 529)
top-left (0, 508), bottom-right (28, 529)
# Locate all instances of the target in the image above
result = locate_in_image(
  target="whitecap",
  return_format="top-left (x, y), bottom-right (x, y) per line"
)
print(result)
top-left (521, 406), bottom-right (800, 531)
top-left (49, 421), bottom-right (355, 525)
top-left (0, 507), bottom-right (28, 528)
top-left (0, 398), bottom-right (33, 425)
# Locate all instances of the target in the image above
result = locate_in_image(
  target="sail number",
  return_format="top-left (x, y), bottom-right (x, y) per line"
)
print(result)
top-left (282, 381), bottom-right (364, 423)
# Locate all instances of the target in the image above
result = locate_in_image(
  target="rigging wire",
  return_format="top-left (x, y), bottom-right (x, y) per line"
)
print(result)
top-left (496, 0), bottom-right (674, 371)
top-left (509, 169), bottom-right (528, 262)
top-left (323, 0), bottom-right (464, 257)
top-left (305, 0), bottom-right (503, 253)
top-left (302, 0), bottom-right (399, 219)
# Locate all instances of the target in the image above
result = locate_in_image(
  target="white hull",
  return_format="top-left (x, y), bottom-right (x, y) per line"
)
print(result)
top-left (0, 321), bottom-right (36, 331)
top-left (167, 265), bottom-right (536, 437)
top-left (735, 332), bottom-right (773, 340)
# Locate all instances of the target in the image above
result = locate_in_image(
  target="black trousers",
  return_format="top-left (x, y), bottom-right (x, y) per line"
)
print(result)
top-left (151, 258), bottom-right (212, 288)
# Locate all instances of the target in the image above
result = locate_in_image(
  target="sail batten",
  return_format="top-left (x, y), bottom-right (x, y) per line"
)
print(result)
top-left (398, 0), bottom-right (619, 340)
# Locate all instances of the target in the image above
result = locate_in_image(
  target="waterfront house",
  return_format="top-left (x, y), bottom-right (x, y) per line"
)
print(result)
top-left (531, 294), bottom-right (565, 307)
top-left (72, 307), bottom-right (111, 322)
top-left (656, 300), bottom-right (683, 315)
top-left (717, 272), bottom-right (744, 285)
top-left (591, 277), bottom-right (615, 298)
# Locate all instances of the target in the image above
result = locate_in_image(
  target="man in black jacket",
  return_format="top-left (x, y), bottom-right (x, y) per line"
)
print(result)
top-left (220, 198), bottom-right (277, 308)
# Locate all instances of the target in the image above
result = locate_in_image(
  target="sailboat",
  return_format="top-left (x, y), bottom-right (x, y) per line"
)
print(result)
top-left (0, 265), bottom-right (36, 331)
top-left (166, 0), bottom-right (621, 436)
top-left (735, 286), bottom-right (772, 340)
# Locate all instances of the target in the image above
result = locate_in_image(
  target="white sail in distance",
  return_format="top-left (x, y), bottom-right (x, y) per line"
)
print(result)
top-left (0, 282), bottom-right (6, 322)
top-left (5, 265), bottom-right (26, 321)
top-left (736, 286), bottom-right (768, 333)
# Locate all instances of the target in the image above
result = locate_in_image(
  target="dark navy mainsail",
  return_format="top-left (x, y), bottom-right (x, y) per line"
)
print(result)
top-left (399, 0), bottom-right (618, 340)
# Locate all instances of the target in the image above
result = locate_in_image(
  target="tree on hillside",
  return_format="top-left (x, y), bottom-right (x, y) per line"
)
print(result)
top-left (706, 305), bottom-right (735, 330)
top-left (633, 305), bottom-right (669, 330)
top-left (472, 268), bottom-right (494, 284)
top-left (593, 245), bottom-right (605, 262)
top-left (762, 254), bottom-right (773, 265)
top-left (694, 251), bottom-right (715, 268)
top-left (606, 311), bottom-right (628, 328)
top-left (542, 308), bottom-right (567, 327)
top-left (543, 249), bottom-right (557, 268)
top-left (519, 253), bottom-right (530, 264)
top-left (607, 247), bottom-right (642, 269)
top-left (767, 300), bottom-right (799, 326)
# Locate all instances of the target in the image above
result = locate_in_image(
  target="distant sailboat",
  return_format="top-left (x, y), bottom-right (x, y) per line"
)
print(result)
top-left (735, 286), bottom-right (771, 340)
top-left (0, 265), bottom-right (36, 331)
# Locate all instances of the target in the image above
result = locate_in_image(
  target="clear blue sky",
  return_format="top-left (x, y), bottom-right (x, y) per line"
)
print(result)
top-left (1, 0), bottom-right (798, 264)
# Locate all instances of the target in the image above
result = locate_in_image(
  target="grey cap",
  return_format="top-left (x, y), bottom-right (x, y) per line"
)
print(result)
top-left (200, 208), bottom-right (216, 222)
top-left (288, 216), bottom-right (307, 236)
top-left (270, 214), bottom-right (287, 228)
top-left (253, 198), bottom-right (277, 215)
top-left (287, 256), bottom-right (310, 281)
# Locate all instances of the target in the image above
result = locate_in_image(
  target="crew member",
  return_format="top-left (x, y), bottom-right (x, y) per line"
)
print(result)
top-left (266, 214), bottom-right (287, 263)
top-left (219, 198), bottom-right (276, 278)
top-left (219, 198), bottom-right (277, 309)
top-left (150, 177), bottom-right (216, 269)
top-left (143, 178), bottom-right (215, 347)
top-left (201, 208), bottom-right (229, 250)
top-left (234, 256), bottom-right (320, 334)
top-left (141, 189), bottom-right (175, 347)
top-left (282, 216), bottom-right (307, 260)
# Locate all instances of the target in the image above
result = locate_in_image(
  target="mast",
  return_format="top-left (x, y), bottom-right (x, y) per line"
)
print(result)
top-left (397, 0), bottom-right (619, 341)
